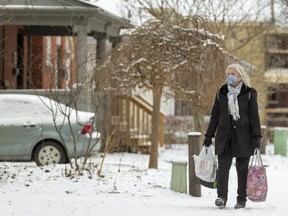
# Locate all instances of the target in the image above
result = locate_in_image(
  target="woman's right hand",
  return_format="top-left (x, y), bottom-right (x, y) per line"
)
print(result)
top-left (203, 136), bottom-right (212, 147)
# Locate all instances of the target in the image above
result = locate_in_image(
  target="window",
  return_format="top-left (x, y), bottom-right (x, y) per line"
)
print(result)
top-left (174, 101), bottom-right (192, 116)
top-left (266, 54), bottom-right (288, 69)
top-left (266, 34), bottom-right (288, 50)
top-left (267, 84), bottom-right (288, 108)
top-left (266, 34), bottom-right (288, 69)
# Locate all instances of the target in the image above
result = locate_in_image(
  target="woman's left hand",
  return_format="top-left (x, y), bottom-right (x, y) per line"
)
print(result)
top-left (254, 137), bottom-right (261, 149)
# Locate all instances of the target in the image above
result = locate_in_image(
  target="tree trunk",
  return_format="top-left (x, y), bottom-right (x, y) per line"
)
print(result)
top-left (149, 87), bottom-right (162, 169)
top-left (192, 107), bottom-right (202, 132)
top-left (99, 94), bottom-right (111, 152)
top-left (191, 105), bottom-right (205, 143)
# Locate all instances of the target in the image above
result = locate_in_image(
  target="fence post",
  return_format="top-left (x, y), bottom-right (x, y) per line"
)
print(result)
top-left (260, 125), bottom-right (267, 154)
top-left (188, 132), bottom-right (201, 197)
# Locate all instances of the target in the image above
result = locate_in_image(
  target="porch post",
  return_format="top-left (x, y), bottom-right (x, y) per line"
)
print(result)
top-left (109, 36), bottom-right (121, 48)
top-left (96, 32), bottom-right (106, 61)
top-left (0, 26), bottom-right (3, 85)
top-left (94, 32), bottom-right (109, 151)
top-left (73, 25), bottom-right (91, 112)
top-left (75, 25), bottom-right (88, 85)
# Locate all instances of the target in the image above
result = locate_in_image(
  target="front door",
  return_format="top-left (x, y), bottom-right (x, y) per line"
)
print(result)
top-left (16, 29), bottom-right (24, 89)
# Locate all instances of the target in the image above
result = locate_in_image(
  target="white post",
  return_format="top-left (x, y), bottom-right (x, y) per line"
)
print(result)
top-left (75, 25), bottom-right (88, 86)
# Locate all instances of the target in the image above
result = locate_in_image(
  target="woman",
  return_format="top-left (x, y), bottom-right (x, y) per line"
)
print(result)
top-left (203, 63), bottom-right (262, 209)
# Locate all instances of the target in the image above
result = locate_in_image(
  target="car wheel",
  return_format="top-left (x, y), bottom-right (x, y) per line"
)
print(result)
top-left (34, 141), bottom-right (67, 166)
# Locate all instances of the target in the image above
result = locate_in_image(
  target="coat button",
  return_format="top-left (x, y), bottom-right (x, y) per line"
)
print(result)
top-left (233, 126), bottom-right (236, 128)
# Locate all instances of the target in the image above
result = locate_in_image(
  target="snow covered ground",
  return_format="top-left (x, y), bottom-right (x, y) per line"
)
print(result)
top-left (0, 143), bottom-right (287, 216)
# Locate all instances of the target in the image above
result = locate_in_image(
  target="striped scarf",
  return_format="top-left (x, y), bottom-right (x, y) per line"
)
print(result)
top-left (227, 82), bottom-right (242, 121)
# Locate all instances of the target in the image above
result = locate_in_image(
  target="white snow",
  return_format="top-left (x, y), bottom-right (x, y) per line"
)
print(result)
top-left (0, 94), bottom-right (94, 126)
top-left (0, 143), bottom-right (287, 215)
top-left (94, 0), bottom-right (121, 16)
top-left (188, 132), bottom-right (202, 136)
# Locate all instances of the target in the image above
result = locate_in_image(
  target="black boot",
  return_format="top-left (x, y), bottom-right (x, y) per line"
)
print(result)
top-left (215, 197), bottom-right (227, 209)
top-left (234, 201), bottom-right (246, 209)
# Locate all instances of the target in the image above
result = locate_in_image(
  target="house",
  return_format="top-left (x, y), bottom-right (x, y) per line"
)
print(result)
top-left (0, 0), bottom-right (132, 94)
top-left (223, 22), bottom-right (288, 128)
top-left (0, 0), bottom-right (160, 154)
top-left (264, 30), bottom-right (288, 126)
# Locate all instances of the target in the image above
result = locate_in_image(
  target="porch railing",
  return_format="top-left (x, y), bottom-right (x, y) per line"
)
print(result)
top-left (111, 95), bottom-right (165, 153)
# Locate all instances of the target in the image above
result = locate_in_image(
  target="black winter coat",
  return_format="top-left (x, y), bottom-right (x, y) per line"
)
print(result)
top-left (205, 84), bottom-right (262, 157)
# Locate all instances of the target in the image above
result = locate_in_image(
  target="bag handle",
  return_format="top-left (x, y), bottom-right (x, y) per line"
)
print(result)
top-left (249, 148), bottom-right (264, 167)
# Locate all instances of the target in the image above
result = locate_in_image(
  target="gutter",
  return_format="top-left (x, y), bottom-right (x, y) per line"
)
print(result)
top-left (1, 5), bottom-right (133, 28)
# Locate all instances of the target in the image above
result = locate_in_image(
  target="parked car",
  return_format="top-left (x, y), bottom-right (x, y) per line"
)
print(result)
top-left (0, 94), bottom-right (100, 166)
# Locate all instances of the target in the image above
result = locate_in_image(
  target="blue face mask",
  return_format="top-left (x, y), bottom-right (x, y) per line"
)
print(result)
top-left (227, 74), bottom-right (238, 84)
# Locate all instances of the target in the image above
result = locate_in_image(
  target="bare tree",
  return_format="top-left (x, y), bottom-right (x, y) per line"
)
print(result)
top-left (25, 36), bottom-right (103, 178)
top-left (118, 0), bottom-right (276, 53)
top-left (116, 0), bottom-right (288, 130)
top-left (97, 17), bottom-right (229, 168)
top-left (275, 0), bottom-right (288, 27)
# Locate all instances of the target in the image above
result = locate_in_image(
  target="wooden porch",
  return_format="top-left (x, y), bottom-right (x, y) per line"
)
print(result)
top-left (111, 95), bottom-right (165, 154)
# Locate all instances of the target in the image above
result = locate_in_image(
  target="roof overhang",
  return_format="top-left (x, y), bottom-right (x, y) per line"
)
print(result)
top-left (0, 2), bottom-right (133, 37)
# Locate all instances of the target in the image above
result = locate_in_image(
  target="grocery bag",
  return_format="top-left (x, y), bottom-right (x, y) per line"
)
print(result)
top-left (194, 146), bottom-right (217, 182)
top-left (246, 148), bottom-right (268, 202)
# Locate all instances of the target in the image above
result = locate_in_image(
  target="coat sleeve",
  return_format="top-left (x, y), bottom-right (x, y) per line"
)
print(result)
top-left (249, 88), bottom-right (262, 138)
top-left (205, 93), bottom-right (220, 138)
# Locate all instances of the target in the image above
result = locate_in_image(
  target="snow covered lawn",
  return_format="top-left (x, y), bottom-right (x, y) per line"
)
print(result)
top-left (0, 144), bottom-right (287, 216)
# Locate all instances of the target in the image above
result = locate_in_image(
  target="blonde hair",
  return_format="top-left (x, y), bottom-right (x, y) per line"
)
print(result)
top-left (226, 64), bottom-right (251, 87)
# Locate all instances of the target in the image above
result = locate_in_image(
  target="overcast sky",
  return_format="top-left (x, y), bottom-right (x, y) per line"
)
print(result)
top-left (94, 0), bottom-right (121, 16)
top-left (93, 0), bottom-right (287, 27)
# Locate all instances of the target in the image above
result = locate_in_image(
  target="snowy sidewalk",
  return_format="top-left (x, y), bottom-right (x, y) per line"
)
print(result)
top-left (0, 144), bottom-right (287, 216)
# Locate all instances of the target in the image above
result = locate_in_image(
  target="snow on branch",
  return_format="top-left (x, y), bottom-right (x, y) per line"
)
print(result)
top-left (163, 60), bottom-right (188, 73)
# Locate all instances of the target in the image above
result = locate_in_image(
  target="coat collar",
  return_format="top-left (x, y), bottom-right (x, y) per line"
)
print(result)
top-left (219, 83), bottom-right (251, 97)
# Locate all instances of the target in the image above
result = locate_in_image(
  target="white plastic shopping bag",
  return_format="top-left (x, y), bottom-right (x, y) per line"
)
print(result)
top-left (194, 146), bottom-right (217, 182)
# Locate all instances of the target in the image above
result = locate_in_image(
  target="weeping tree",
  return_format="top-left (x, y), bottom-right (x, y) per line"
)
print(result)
top-left (118, 0), bottom-right (274, 47)
top-left (97, 16), bottom-right (229, 168)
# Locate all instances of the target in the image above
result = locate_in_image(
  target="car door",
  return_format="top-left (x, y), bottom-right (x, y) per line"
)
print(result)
top-left (0, 125), bottom-right (16, 157)
top-left (0, 95), bottom-right (43, 160)
top-left (12, 122), bottom-right (43, 159)
top-left (0, 123), bottom-right (42, 160)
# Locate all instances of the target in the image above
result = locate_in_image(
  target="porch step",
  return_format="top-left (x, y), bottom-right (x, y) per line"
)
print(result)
top-left (130, 134), bottom-right (151, 154)
top-left (138, 141), bottom-right (151, 154)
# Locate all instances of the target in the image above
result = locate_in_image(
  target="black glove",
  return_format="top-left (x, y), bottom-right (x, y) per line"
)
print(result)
top-left (203, 136), bottom-right (212, 147)
top-left (254, 137), bottom-right (261, 149)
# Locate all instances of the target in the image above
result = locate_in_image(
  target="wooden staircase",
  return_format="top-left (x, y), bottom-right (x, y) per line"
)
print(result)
top-left (111, 95), bottom-right (165, 154)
